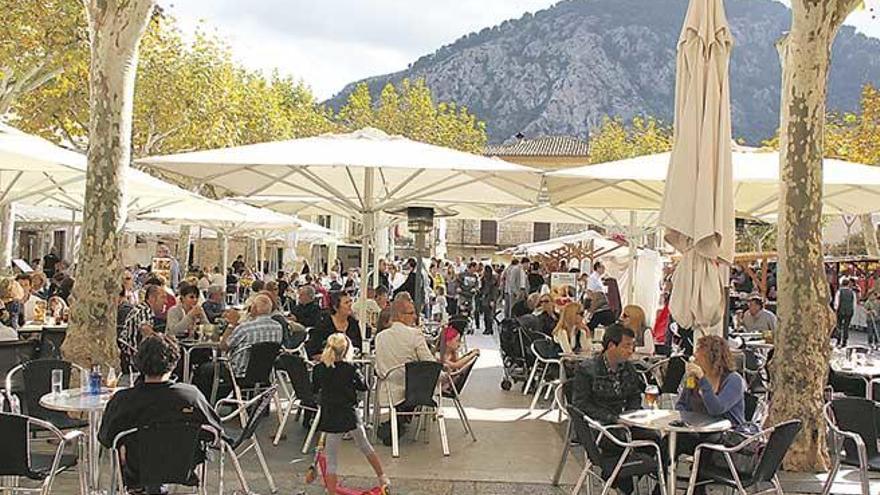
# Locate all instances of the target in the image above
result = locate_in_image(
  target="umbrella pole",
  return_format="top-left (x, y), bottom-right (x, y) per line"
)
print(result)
top-left (359, 168), bottom-right (374, 348)
top-left (0, 202), bottom-right (15, 272)
top-left (628, 210), bottom-right (638, 305)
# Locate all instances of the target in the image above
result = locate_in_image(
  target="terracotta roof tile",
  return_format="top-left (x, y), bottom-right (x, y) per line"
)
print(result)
top-left (484, 136), bottom-right (590, 157)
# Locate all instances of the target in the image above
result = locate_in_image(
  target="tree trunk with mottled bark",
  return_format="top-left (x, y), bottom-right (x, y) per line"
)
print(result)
top-left (860, 213), bottom-right (879, 257)
top-left (62, 0), bottom-right (155, 371)
top-left (176, 224), bottom-right (191, 274)
top-left (0, 202), bottom-right (15, 273)
top-left (768, 0), bottom-right (861, 472)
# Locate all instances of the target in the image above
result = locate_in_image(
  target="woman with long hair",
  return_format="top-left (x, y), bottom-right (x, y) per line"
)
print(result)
top-left (312, 333), bottom-right (389, 493)
top-left (552, 302), bottom-right (591, 354)
top-left (306, 291), bottom-right (362, 359)
top-left (620, 304), bottom-right (654, 355)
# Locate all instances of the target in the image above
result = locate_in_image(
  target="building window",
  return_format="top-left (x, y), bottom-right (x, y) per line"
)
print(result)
top-left (533, 222), bottom-right (551, 242)
top-left (480, 220), bottom-right (498, 245)
top-left (317, 215), bottom-right (332, 229)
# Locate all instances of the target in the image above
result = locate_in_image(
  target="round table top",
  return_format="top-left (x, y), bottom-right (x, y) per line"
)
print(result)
top-left (40, 388), bottom-right (118, 413)
top-left (178, 339), bottom-right (222, 349)
top-left (744, 340), bottom-right (775, 349)
top-left (619, 409), bottom-right (732, 434)
top-left (830, 357), bottom-right (880, 377)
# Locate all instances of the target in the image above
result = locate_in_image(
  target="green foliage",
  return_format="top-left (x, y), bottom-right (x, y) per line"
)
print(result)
top-left (4, 8), bottom-right (335, 155)
top-left (587, 116), bottom-right (672, 164)
top-left (337, 78), bottom-right (487, 153)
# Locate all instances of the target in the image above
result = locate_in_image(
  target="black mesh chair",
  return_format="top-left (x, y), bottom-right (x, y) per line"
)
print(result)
top-left (567, 405), bottom-right (666, 495)
top-left (5, 359), bottom-right (88, 431)
top-left (526, 339), bottom-right (562, 411)
top-left (216, 384), bottom-right (278, 494)
top-left (378, 361), bottom-right (447, 458)
top-left (37, 328), bottom-right (67, 360)
top-left (0, 411), bottom-right (86, 495)
top-left (685, 420), bottom-right (802, 495)
top-left (823, 398), bottom-right (878, 495)
top-left (744, 391), bottom-right (765, 426)
top-left (108, 423), bottom-right (222, 495)
top-left (742, 348), bottom-right (768, 394)
top-left (441, 355), bottom-right (478, 443)
top-left (226, 341), bottom-right (280, 400)
top-left (271, 353), bottom-right (321, 453)
top-left (0, 340), bottom-right (38, 398)
top-left (660, 356), bottom-right (687, 394)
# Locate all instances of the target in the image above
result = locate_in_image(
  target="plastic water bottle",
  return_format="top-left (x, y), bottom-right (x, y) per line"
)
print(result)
top-left (89, 365), bottom-right (102, 395)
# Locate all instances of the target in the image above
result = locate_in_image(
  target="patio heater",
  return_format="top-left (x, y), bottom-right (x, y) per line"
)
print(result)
top-left (386, 206), bottom-right (456, 314)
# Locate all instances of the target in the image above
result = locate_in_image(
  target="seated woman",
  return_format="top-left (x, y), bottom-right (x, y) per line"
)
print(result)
top-left (438, 325), bottom-right (479, 393)
top-left (586, 289), bottom-right (616, 331)
top-left (305, 290), bottom-right (361, 359)
top-left (0, 277), bottom-right (24, 330)
top-left (552, 302), bottom-right (591, 354)
top-left (535, 294), bottom-right (559, 336)
top-left (621, 304), bottom-right (654, 355)
top-left (166, 283), bottom-right (207, 338)
top-left (674, 335), bottom-right (747, 494)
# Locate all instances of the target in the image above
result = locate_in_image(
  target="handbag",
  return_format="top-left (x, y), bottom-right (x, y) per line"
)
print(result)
top-left (711, 422), bottom-right (764, 474)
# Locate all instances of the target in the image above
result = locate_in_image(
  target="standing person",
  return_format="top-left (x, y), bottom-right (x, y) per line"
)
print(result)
top-left (155, 243), bottom-right (180, 291)
top-left (311, 334), bottom-right (389, 493)
top-left (587, 261), bottom-right (606, 293)
top-left (527, 261), bottom-right (545, 295)
top-left (444, 265), bottom-right (459, 316)
top-left (502, 258), bottom-right (526, 319)
top-left (479, 264), bottom-right (499, 335)
top-left (276, 271), bottom-right (290, 308)
top-left (835, 278), bottom-right (856, 347)
top-left (865, 291), bottom-right (880, 350)
top-left (232, 255), bottom-right (245, 275)
top-left (42, 248), bottom-right (59, 279)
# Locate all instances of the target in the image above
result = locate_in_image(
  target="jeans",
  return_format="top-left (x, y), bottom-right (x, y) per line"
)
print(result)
top-left (868, 316), bottom-right (880, 346)
top-left (837, 311), bottom-right (853, 347)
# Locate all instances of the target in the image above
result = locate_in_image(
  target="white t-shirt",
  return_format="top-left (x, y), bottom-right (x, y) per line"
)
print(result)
top-left (0, 323), bottom-right (17, 341)
top-left (587, 271), bottom-right (606, 293)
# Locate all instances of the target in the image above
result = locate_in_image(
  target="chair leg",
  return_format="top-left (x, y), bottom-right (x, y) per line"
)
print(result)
top-left (530, 382), bottom-right (545, 411)
top-left (390, 406), bottom-right (400, 458)
top-left (772, 475), bottom-right (783, 495)
top-left (225, 444), bottom-right (251, 495)
top-left (821, 450), bottom-right (840, 495)
top-left (552, 423), bottom-right (572, 486)
top-left (251, 439), bottom-right (277, 493)
top-left (456, 397), bottom-right (477, 441)
top-left (524, 361), bottom-right (540, 395)
top-left (572, 465), bottom-right (589, 495)
top-left (273, 399), bottom-right (297, 446)
top-left (302, 408), bottom-right (321, 454)
top-left (437, 407), bottom-right (450, 456)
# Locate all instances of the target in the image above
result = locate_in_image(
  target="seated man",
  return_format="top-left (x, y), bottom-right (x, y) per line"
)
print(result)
top-left (119, 284), bottom-right (166, 371)
top-left (374, 292), bottom-right (434, 444)
top-left (193, 294), bottom-right (282, 398)
top-left (572, 323), bottom-right (649, 495)
top-left (98, 335), bottom-right (223, 494)
top-left (201, 285), bottom-right (226, 324)
top-left (741, 296), bottom-right (777, 334)
top-left (289, 285), bottom-right (323, 328)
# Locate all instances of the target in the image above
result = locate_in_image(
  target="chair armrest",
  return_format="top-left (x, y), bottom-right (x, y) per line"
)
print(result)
top-left (692, 429), bottom-right (769, 455)
top-left (63, 429), bottom-right (86, 443)
top-left (375, 363), bottom-right (406, 381)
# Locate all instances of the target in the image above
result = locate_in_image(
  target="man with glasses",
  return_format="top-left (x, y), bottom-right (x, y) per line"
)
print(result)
top-left (374, 292), bottom-right (434, 445)
top-left (535, 294), bottom-right (558, 336)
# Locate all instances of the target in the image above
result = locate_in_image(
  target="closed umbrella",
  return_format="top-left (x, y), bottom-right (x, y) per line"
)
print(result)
top-left (658, 0), bottom-right (735, 335)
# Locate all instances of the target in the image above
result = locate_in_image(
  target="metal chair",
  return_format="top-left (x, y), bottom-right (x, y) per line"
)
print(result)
top-left (378, 361), bottom-right (448, 458)
top-left (108, 423), bottom-right (224, 495)
top-left (0, 340), bottom-right (38, 398)
top-left (216, 385), bottom-right (278, 494)
top-left (226, 341), bottom-right (281, 402)
top-left (5, 359), bottom-right (89, 431)
top-left (37, 328), bottom-right (67, 360)
top-left (567, 405), bottom-right (666, 495)
top-left (685, 420), bottom-right (802, 495)
top-left (552, 382), bottom-right (574, 486)
top-left (0, 411), bottom-right (86, 495)
top-left (440, 355), bottom-right (478, 442)
top-left (525, 339), bottom-right (561, 411)
top-left (272, 353), bottom-right (321, 452)
top-left (822, 398), bottom-right (878, 495)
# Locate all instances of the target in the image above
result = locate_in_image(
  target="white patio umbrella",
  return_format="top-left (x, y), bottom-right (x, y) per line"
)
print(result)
top-left (547, 150), bottom-right (880, 218)
top-left (659, 0), bottom-right (734, 336)
top-left (138, 127), bottom-right (544, 313)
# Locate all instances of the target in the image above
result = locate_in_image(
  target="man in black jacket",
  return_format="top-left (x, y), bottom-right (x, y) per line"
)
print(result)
top-left (99, 335), bottom-right (224, 494)
top-left (571, 324), bottom-right (647, 495)
top-left (290, 284), bottom-right (323, 328)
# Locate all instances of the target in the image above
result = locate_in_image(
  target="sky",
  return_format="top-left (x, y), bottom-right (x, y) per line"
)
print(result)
top-left (167, 0), bottom-right (880, 101)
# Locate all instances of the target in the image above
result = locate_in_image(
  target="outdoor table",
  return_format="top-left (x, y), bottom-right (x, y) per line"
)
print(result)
top-left (17, 322), bottom-right (68, 333)
top-left (41, 388), bottom-right (118, 493)
top-left (618, 409), bottom-right (732, 495)
top-left (178, 339), bottom-right (222, 383)
top-left (743, 339), bottom-right (774, 351)
top-left (830, 352), bottom-right (880, 399)
top-left (730, 331), bottom-right (763, 341)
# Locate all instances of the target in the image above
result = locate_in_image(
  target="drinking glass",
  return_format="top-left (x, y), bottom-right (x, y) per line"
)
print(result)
top-left (51, 369), bottom-right (63, 395)
top-left (644, 385), bottom-right (660, 409)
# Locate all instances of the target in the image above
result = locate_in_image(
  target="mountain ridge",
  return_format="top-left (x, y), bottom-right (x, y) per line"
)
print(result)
top-left (326, 0), bottom-right (880, 145)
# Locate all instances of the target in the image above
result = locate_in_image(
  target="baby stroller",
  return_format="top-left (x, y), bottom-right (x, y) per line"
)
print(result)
top-left (498, 317), bottom-right (543, 391)
top-left (302, 435), bottom-right (389, 495)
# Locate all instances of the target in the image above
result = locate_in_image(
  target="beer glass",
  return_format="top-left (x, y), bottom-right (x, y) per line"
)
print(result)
top-left (644, 385), bottom-right (660, 409)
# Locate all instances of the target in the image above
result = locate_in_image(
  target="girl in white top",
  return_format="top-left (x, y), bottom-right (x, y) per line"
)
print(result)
top-left (432, 285), bottom-right (448, 324)
top-left (552, 302), bottom-right (592, 354)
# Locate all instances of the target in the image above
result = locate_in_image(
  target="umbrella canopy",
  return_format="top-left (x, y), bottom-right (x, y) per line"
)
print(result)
top-left (659, 0), bottom-right (734, 333)
top-left (546, 150), bottom-right (880, 219)
top-left (0, 124), bottom-right (86, 206)
top-left (137, 127), bottom-right (543, 213)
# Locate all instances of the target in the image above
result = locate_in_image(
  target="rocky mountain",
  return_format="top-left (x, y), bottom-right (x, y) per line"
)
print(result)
top-left (327, 0), bottom-right (880, 145)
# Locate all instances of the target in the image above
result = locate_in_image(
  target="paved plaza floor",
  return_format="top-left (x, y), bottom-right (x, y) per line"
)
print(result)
top-left (41, 332), bottom-right (880, 494)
